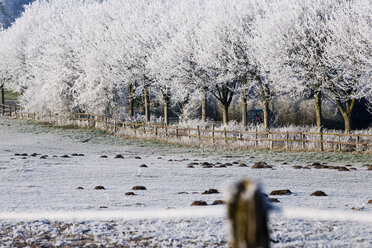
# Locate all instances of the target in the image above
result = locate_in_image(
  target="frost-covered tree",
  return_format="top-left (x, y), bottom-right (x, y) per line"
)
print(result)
top-left (254, 0), bottom-right (339, 132)
top-left (148, 1), bottom-right (208, 122)
top-left (0, 0), bottom-right (35, 29)
top-left (322, 0), bottom-right (372, 133)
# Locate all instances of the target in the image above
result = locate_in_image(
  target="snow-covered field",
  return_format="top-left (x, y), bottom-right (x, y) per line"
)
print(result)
top-left (0, 117), bottom-right (371, 247)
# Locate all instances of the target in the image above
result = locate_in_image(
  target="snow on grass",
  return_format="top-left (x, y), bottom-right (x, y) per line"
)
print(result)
top-left (0, 117), bottom-right (371, 247)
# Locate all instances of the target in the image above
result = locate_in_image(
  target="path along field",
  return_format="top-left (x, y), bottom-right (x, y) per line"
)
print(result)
top-left (0, 117), bottom-right (371, 247)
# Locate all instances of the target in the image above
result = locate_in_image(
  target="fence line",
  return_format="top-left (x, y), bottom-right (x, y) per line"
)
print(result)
top-left (1, 104), bottom-right (371, 152)
top-left (0, 207), bottom-right (371, 224)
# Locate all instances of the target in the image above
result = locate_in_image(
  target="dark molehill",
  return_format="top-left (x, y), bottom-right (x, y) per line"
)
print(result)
top-left (40, 155), bottom-right (47, 159)
top-left (224, 163), bottom-right (233, 167)
top-left (345, 164), bottom-right (352, 167)
top-left (125, 192), bottom-right (136, 196)
top-left (188, 162), bottom-right (199, 166)
top-left (212, 200), bottom-right (225, 205)
top-left (139, 164), bottom-right (148, 168)
top-left (217, 165), bottom-right (227, 168)
top-left (238, 163), bottom-right (248, 167)
top-left (100, 155), bottom-right (108, 158)
top-left (368, 200), bottom-right (372, 204)
top-left (186, 165), bottom-right (194, 168)
top-left (350, 168), bottom-right (357, 171)
top-left (60, 155), bottom-right (70, 158)
top-left (114, 154), bottom-right (124, 159)
top-left (20, 153), bottom-right (28, 156)
top-left (135, 156), bottom-right (141, 159)
top-left (270, 189), bottom-right (292, 196)
top-left (251, 162), bottom-right (267, 169)
top-left (367, 166), bottom-right (372, 171)
top-left (22, 157), bottom-right (27, 159)
top-left (203, 165), bottom-right (213, 168)
top-left (312, 162), bottom-right (321, 167)
top-left (72, 153), bottom-right (79, 156)
top-left (202, 189), bottom-right (219, 194)
top-left (168, 159), bottom-right (173, 162)
top-left (268, 198), bottom-right (280, 203)
top-left (191, 201), bottom-right (208, 206)
top-left (311, 191), bottom-right (327, 196)
top-left (78, 154), bottom-right (85, 156)
top-left (292, 165), bottom-right (302, 169)
top-left (76, 187), bottom-right (84, 190)
top-left (338, 167), bottom-right (350, 171)
top-left (94, 186), bottom-right (105, 190)
top-left (31, 153), bottom-right (38, 157)
top-left (303, 166), bottom-right (311, 169)
top-left (99, 206), bottom-right (108, 209)
top-left (282, 162), bottom-right (288, 165)
top-left (201, 162), bottom-right (211, 166)
top-left (14, 153), bottom-right (21, 156)
top-left (132, 186), bottom-right (147, 190)
top-left (177, 192), bottom-right (188, 195)
top-left (232, 161), bottom-right (239, 165)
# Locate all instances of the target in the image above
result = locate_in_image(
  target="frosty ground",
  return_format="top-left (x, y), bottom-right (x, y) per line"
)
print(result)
top-left (0, 117), bottom-right (371, 247)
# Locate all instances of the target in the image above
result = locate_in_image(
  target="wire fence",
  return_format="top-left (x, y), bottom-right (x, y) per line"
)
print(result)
top-left (1, 104), bottom-right (372, 152)
top-left (0, 207), bottom-right (371, 223)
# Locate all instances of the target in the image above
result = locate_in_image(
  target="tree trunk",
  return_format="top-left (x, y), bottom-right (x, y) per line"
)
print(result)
top-left (163, 91), bottom-right (170, 126)
top-left (241, 94), bottom-right (247, 126)
top-left (163, 100), bottom-right (169, 126)
top-left (144, 86), bottom-right (150, 122)
top-left (201, 87), bottom-right (207, 122)
top-left (0, 84), bottom-right (4, 105)
top-left (181, 95), bottom-right (189, 122)
top-left (262, 101), bottom-right (269, 132)
top-left (342, 113), bottom-right (352, 134)
top-left (211, 82), bottom-right (236, 125)
top-left (314, 92), bottom-right (323, 132)
top-left (335, 99), bottom-right (355, 134)
top-left (241, 80), bottom-right (247, 126)
top-left (128, 83), bottom-right (135, 121)
top-left (222, 103), bottom-right (229, 125)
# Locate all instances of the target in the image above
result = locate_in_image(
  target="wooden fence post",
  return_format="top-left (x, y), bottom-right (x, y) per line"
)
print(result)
top-left (338, 135), bottom-right (341, 152)
top-left (227, 179), bottom-right (270, 248)
top-left (224, 127), bottom-right (227, 144)
top-left (175, 128), bottom-right (178, 139)
top-left (255, 127), bottom-right (258, 148)
top-left (155, 126), bottom-right (158, 137)
top-left (320, 132), bottom-right (324, 152)
top-left (212, 125), bottom-right (215, 144)
top-left (285, 132), bottom-right (289, 150)
top-left (356, 135), bottom-right (360, 151)
top-left (269, 132), bottom-right (273, 150)
top-left (302, 132), bottom-right (305, 150)
top-left (197, 125), bottom-right (200, 141)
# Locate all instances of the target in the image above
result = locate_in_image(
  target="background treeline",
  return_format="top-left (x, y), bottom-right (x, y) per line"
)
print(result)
top-left (0, 0), bottom-right (371, 133)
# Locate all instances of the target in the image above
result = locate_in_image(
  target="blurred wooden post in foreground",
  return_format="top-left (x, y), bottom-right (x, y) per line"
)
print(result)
top-left (227, 180), bottom-right (270, 248)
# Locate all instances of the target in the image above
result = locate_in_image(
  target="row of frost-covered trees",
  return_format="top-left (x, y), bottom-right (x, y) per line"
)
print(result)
top-left (0, 0), bottom-right (371, 133)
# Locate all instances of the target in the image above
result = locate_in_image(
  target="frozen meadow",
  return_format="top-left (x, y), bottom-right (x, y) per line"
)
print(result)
top-left (0, 117), bottom-right (371, 247)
